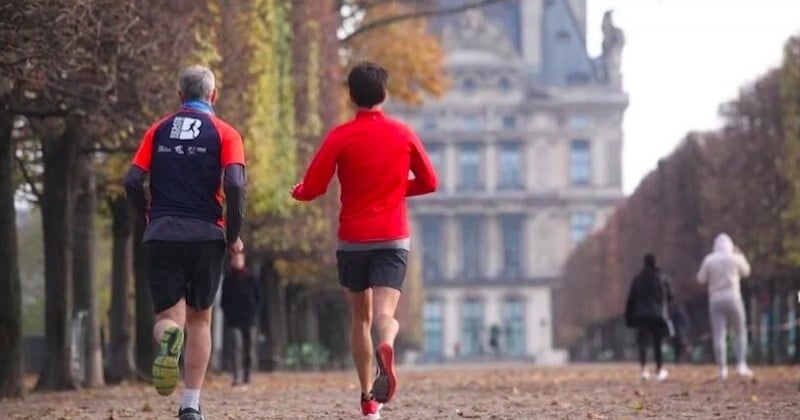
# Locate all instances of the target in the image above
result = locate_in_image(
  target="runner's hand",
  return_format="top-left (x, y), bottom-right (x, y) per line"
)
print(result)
top-left (229, 237), bottom-right (244, 255)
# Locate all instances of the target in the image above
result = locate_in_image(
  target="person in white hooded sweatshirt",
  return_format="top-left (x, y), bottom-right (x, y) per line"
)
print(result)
top-left (697, 233), bottom-right (753, 380)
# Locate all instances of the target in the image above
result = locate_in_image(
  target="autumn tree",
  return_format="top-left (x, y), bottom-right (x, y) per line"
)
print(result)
top-left (0, 0), bottom-right (73, 396)
top-left (780, 36), bottom-right (800, 263)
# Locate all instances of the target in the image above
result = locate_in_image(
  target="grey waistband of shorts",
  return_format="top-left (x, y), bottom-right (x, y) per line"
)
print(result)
top-left (337, 238), bottom-right (411, 251)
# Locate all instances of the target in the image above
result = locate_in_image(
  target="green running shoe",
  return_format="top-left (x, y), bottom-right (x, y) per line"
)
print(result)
top-left (152, 326), bottom-right (184, 396)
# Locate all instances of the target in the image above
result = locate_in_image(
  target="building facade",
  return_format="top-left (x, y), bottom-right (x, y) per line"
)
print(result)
top-left (391, 0), bottom-right (628, 363)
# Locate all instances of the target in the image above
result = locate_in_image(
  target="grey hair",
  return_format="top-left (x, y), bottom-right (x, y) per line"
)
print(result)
top-left (178, 65), bottom-right (215, 101)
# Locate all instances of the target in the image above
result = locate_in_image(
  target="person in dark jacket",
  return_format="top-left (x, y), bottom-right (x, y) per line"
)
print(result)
top-left (221, 252), bottom-right (261, 386)
top-left (625, 254), bottom-right (673, 382)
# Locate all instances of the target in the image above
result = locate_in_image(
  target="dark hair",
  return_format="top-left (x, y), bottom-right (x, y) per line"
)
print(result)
top-left (347, 61), bottom-right (388, 108)
top-left (643, 253), bottom-right (657, 269)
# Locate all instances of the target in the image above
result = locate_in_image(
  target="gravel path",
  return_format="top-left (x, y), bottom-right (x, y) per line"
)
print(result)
top-left (2, 364), bottom-right (799, 419)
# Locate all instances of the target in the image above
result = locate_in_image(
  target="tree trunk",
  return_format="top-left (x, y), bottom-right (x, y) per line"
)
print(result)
top-left (36, 120), bottom-right (79, 391)
top-left (72, 153), bottom-right (104, 387)
top-left (0, 113), bottom-right (24, 398)
top-left (260, 255), bottom-right (287, 371)
top-left (106, 196), bottom-right (136, 383)
top-left (133, 217), bottom-right (154, 377)
top-left (396, 249), bottom-right (424, 351)
top-left (317, 291), bottom-right (349, 369)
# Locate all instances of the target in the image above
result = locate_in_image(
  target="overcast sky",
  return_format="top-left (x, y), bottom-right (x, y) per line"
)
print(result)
top-left (585, 0), bottom-right (800, 193)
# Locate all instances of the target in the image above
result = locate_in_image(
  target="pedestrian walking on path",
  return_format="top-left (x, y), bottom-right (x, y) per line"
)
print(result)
top-left (292, 61), bottom-right (438, 419)
top-left (625, 254), bottom-right (673, 382)
top-left (124, 65), bottom-right (246, 420)
top-left (668, 301), bottom-right (691, 364)
top-left (697, 233), bottom-right (753, 380)
top-left (221, 252), bottom-right (261, 386)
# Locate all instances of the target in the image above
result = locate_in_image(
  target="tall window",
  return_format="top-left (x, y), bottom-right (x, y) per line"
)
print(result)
top-left (426, 144), bottom-right (444, 191)
top-left (458, 144), bottom-right (482, 191)
top-left (502, 297), bottom-right (526, 357)
top-left (500, 215), bottom-right (523, 278)
top-left (497, 143), bottom-right (522, 191)
top-left (570, 139), bottom-right (591, 185)
top-left (459, 215), bottom-right (483, 280)
top-left (570, 211), bottom-right (595, 243)
top-left (498, 77), bottom-right (512, 93)
top-left (502, 115), bottom-right (517, 130)
top-left (418, 216), bottom-right (443, 282)
top-left (461, 298), bottom-right (484, 357)
top-left (423, 299), bottom-right (444, 358)
top-left (461, 77), bottom-right (477, 94)
top-left (422, 114), bottom-right (437, 131)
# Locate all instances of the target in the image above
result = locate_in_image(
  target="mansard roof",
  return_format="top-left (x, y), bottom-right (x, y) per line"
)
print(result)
top-left (538, 0), bottom-right (602, 86)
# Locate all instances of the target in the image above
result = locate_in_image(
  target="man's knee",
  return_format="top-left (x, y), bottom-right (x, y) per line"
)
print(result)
top-left (352, 309), bottom-right (373, 327)
top-left (155, 298), bottom-right (187, 325)
top-left (186, 308), bottom-right (212, 328)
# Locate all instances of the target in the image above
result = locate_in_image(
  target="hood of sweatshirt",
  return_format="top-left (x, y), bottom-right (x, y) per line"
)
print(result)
top-left (713, 233), bottom-right (734, 254)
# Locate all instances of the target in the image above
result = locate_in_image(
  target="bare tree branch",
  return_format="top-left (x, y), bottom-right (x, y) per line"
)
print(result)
top-left (14, 152), bottom-right (42, 202)
top-left (341, 0), bottom-right (510, 43)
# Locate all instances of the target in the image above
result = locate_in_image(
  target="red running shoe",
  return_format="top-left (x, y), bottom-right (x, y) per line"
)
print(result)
top-left (361, 395), bottom-right (381, 420)
top-left (372, 343), bottom-right (397, 403)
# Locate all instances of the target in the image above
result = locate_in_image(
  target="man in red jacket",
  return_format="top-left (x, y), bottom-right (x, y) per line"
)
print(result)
top-left (292, 61), bottom-right (437, 419)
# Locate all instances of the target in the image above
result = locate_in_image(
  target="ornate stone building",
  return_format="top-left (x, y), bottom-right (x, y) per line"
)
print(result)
top-left (392, 0), bottom-right (628, 363)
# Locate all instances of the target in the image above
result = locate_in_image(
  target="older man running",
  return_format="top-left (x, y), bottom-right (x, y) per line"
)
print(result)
top-left (124, 65), bottom-right (246, 420)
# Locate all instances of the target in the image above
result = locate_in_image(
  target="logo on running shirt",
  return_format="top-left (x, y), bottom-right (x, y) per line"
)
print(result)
top-left (186, 146), bottom-right (207, 155)
top-left (169, 117), bottom-right (202, 140)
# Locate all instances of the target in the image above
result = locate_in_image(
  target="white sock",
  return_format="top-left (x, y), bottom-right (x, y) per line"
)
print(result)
top-left (182, 389), bottom-right (201, 410)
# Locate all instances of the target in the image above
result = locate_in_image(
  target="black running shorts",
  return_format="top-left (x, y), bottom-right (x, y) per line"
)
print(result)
top-left (336, 249), bottom-right (408, 293)
top-left (144, 240), bottom-right (226, 313)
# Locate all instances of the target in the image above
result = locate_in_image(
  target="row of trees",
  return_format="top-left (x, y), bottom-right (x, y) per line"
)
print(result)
top-left (0, 0), bottom-right (504, 398)
top-left (553, 35), bottom-right (800, 347)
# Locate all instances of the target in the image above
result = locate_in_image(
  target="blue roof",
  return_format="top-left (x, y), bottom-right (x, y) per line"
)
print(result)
top-left (539, 0), bottom-right (599, 85)
top-left (433, 0), bottom-right (602, 86)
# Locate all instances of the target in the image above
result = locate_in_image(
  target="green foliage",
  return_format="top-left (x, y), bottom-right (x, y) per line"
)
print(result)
top-left (245, 0), bottom-right (297, 220)
top-left (193, 1), bottom-right (223, 68)
top-left (297, 19), bottom-right (324, 142)
top-left (17, 209), bottom-right (43, 335)
top-left (284, 342), bottom-right (330, 371)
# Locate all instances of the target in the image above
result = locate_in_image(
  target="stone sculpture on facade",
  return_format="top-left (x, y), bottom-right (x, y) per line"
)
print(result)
top-left (601, 10), bottom-right (625, 89)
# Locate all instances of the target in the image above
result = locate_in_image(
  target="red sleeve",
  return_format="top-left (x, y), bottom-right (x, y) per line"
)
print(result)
top-left (406, 129), bottom-right (439, 197)
top-left (131, 125), bottom-right (156, 171)
top-left (291, 130), bottom-right (340, 201)
top-left (218, 121), bottom-right (245, 167)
